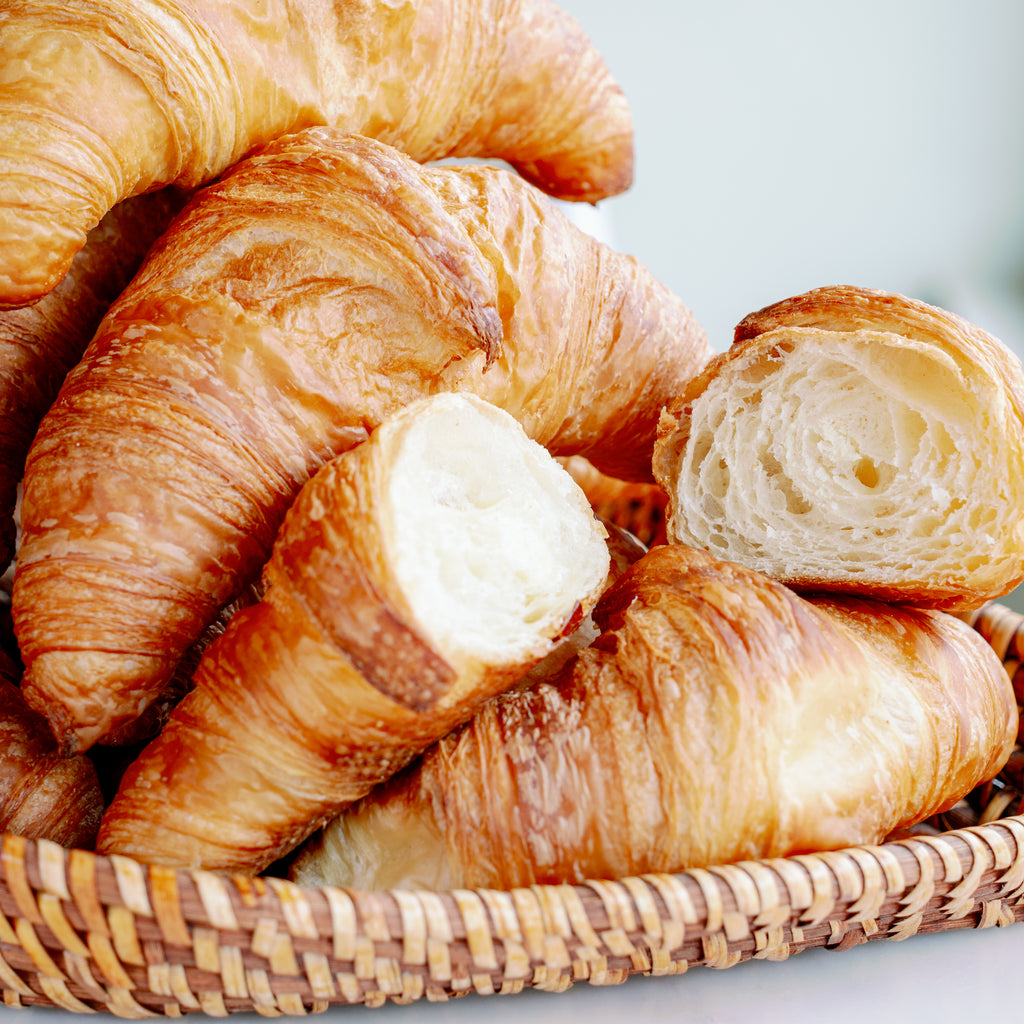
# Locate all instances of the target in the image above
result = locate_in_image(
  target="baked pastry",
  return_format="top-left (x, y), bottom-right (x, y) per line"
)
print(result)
top-left (96, 392), bottom-right (611, 872)
top-left (13, 129), bottom-right (710, 753)
top-left (0, 0), bottom-right (633, 308)
top-left (290, 543), bottom-right (1017, 890)
top-left (652, 285), bottom-right (1024, 610)
top-left (0, 189), bottom-right (187, 570)
top-left (96, 579), bottom-right (265, 750)
top-left (0, 648), bottom-right (104, 848)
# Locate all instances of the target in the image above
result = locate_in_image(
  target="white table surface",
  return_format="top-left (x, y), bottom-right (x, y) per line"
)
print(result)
top-left (0, 919), bottom-right (1018, 1023)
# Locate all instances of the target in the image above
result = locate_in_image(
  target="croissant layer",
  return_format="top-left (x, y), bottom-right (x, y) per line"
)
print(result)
top-left (0, 0), bottom-right (632, 307)
top-left (0, 189), bottom-right (187, 570)
top-left (291, 543), bottom-right (1017, 890)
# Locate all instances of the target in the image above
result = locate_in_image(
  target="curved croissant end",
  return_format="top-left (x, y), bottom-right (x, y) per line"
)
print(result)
top-left (0, 0), bottom-right (632, 308)
top-left (0, 651), bottom-right (104, 850)
top-left (13, 130), bottom-right (708, 752)
top-left (653, 285), bottom-right (1024, 610)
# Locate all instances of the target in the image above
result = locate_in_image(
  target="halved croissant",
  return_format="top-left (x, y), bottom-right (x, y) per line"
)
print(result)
top-left (0, 189), bottom-right (187, 570)
top-left (0, 0), bottom-right (633, 308)
top-left (652, 285), bottom-right (1024, 610)
top-left (289, 543), bottom-right (1017, 890)
top-left (0, 648), bottom-right (104, 849)
top-left (96, 392), bottom-right (611, 872)
top-left (13, 129), bottom-right (710, 752)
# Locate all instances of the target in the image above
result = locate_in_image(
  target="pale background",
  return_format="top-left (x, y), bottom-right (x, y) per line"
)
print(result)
top-left (557, 0), bottom-right (1024, 355)
top-left (557, 0), bottom-right (1024, 614)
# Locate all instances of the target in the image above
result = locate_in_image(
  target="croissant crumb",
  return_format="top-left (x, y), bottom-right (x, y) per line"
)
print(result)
top-left (653, 285), bottom-right (1024, 610)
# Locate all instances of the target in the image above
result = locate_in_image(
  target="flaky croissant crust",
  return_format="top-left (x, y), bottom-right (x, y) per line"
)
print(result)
top-left (298, 543), bottom-right (1016, 890)
top-left (0, 0), bottom-right (633, 307)
top-left (0, 656), bottom-right (103, 850)
top-left (0, 189), bottom-right (187, 569)
top-left (735, 286), bottom-right (1024, 415)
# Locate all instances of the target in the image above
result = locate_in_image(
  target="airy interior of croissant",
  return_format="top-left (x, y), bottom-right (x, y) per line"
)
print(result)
top-left (382, 393), bottom-right (610, 666)
top-left (672, 330), bottom-right (1002, 576)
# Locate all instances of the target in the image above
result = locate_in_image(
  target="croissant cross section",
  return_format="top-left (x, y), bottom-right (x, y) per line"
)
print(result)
top-left (653, 285), bottom-right (1024, 610)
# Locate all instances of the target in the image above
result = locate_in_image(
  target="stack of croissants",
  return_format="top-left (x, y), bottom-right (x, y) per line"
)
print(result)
top-left (2, 0), bottom-right (1024, 894)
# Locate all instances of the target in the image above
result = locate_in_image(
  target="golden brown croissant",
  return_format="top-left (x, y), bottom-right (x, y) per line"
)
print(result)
top-left (289, 543), bottom-right (1017, 891)
top-left (13, 129), bottom-right (710, 753)
top-left (96, 392), bottom-right (611, 872)
top-left (96, 578), bottom-right (265, 751)
top-left (0, 189), bottom-right (187, 569)
top-left (0, 648), bottom-right (104, 848)
top-left (652, 285), bottom-right (1024, 611)
top-left (0, 0), bottom-right (633, 309)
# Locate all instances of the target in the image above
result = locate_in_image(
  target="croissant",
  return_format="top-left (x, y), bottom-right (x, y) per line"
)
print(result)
top-left (13, 129), bottom-right (710, 752)
top-left (0, 0), bottom-right (633, 309)
top-left (95, 392), bottom-right (611, 872)
top-left (289, 543), bottom-right (1017, 891)
top-left (0, 189), bottom-right (187, 570)
top-left (0, 648), bottom-right (104, 848)
top-left (652, 285), bottom-right (1024, 611)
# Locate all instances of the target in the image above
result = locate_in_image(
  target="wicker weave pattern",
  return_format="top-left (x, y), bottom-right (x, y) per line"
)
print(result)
top-left (1, 600), bottom-right (1023, 1016)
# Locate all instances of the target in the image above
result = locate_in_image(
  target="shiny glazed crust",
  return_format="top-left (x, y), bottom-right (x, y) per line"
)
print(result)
top-left (0, 189), bottom-right (187, 568)
top-left (0, 651), bottom-right (103, 849)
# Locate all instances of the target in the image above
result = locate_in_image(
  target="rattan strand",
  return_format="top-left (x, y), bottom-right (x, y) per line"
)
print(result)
top-left (0, 599), bottom-right (1022, 1016)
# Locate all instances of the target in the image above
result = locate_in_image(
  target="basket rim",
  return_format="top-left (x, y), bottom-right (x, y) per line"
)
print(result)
top-left (1, 804), bottom-right (1023, 1014)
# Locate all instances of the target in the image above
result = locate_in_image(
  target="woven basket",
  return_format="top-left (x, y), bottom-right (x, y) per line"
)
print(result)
top-left (0, 600), bottom-right (1022, 1016)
